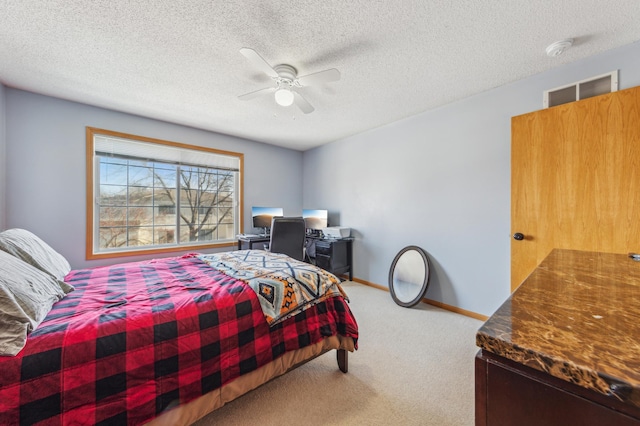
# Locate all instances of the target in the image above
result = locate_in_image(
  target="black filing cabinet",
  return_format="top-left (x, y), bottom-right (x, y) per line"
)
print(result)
top-left (314, 238), bottom-right (352, 280)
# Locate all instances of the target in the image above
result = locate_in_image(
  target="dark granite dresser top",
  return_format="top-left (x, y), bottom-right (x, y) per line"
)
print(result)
top-left (477, 249), bottom-right (640, 407)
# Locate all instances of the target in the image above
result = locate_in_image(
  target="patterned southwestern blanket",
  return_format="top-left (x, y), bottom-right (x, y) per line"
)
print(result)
top-left (0, 254), bottom-right (358, 426)
top-left (198, 250), bottom-right (348, 325)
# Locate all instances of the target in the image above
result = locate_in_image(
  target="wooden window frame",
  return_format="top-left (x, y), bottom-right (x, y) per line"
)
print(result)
top-left (86, 127), bottom-right (243, 260)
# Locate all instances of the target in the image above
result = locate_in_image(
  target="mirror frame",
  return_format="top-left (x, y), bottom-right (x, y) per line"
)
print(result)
top-left (388, 245), bottom-right (431, 308)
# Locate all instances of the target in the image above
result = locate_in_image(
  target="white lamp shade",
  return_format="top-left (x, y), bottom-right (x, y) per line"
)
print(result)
top-left (274, 88), bottom-right (294, 106)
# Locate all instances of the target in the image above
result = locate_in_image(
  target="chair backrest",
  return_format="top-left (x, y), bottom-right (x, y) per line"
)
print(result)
top-left (268, 217), bottom-right (306, 261)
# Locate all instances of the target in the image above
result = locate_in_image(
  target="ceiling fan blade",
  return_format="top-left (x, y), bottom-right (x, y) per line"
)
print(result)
top-left (293, 91), bottom-right (315, 114)
top-left (296, 68), bottom-right (341, 86)
top-left (238, 86), bottom-right (276, 101)
top-left (240, 48), bottom-right (279, 78)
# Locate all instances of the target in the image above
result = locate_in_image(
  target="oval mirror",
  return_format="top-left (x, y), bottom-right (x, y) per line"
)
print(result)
top-left (389, 246), bottom-right (431, 308)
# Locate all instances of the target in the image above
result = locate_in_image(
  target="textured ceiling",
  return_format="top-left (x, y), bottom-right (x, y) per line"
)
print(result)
top-left (2, 1), bottom-right (640, 151)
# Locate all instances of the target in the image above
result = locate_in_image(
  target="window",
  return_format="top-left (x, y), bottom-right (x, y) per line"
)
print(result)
top-left (86, 127), bottom-right (243, 259)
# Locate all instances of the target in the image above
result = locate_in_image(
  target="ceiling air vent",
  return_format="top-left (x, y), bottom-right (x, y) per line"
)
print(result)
top-left (543, 71), bottom-right (618, 108)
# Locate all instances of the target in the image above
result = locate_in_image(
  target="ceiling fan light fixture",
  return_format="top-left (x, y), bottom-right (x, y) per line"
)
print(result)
top-left (238, 48), bottom-right (339, 114)
top-left (274, 88), bottom-right (294, 106)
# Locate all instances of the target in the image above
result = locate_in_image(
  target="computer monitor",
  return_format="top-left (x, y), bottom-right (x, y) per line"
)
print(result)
top-left (251, 206), bottom-right (283, 233)
top-left (302, 209), bottom-right (328, 230)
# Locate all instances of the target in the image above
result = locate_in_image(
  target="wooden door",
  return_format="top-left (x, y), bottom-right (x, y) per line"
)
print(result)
top-left (511, 86), bottom-right (640, 291)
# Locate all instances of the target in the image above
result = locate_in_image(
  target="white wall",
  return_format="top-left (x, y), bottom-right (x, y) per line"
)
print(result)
top-left (5, 89), bottom-right (303, 269)
top-left (0, 84), bottom-right (6, 230)
top-left (303, 41), bottom-right (640, 317)
top-left (4, 42), bottom-right (640, 317)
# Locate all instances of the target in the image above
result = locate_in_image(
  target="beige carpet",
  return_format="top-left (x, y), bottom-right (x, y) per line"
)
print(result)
top-left (194, 282), bottom-right (483, 425)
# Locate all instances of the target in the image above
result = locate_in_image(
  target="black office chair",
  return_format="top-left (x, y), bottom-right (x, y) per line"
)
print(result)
top-left (265, 217), bottom-right (306, 261)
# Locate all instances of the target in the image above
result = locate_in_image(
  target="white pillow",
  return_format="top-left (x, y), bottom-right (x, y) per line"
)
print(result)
top-left (0, 228), bottom-right (73, 293)
top-left (0, 251), bottom-right (69, 356)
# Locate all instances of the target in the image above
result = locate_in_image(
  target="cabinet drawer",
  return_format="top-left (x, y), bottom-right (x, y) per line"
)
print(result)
top-left (315, 241), bottom-right (332, 256)
top-left (316, 254), bottom-right (331, 271)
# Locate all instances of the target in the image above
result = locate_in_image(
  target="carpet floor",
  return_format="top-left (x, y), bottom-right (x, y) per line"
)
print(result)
top-left (194, 282), bottom-right (483, 425)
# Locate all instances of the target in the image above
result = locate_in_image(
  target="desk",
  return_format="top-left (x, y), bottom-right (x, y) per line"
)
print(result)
top-left (236, 235), bottom-right (354, 280)
top-left (307, 236), bottom-right (354, 281)
top-left (237, 235), bottom-right (269, 250)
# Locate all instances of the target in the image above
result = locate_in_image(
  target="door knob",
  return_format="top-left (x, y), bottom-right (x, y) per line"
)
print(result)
top-left (513, 233), bottom-right (525, 241)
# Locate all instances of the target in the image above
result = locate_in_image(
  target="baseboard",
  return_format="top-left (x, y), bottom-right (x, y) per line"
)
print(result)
top-left (347, 276), bottom-right (488, 321)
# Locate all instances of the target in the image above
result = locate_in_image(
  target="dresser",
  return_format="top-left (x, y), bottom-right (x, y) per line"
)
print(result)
top-left (476, 249), bottom-right (640, 425)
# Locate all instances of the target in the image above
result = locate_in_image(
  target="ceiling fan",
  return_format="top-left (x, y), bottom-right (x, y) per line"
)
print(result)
top-left (238, 47), bottom-right (341, 114)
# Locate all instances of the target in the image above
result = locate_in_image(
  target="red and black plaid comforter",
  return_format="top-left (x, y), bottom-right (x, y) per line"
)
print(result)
top-left (0, 255), bottom-right (358, 425)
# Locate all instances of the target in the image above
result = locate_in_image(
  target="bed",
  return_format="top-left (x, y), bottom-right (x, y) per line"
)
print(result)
top-left (0, 229), bottom-right (358, 425)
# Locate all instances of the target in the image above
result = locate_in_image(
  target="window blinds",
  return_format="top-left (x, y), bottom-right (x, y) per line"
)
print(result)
top-left (94, 135), bottom-right (240, 171)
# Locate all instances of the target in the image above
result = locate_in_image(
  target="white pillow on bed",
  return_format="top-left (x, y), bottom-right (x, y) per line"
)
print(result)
top-left (0, 251), bottom-right (69, 356)
top-left (0, 228), bottom-right (73, 293)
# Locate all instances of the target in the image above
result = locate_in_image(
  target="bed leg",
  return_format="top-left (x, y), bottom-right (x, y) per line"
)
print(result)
top-left (337, 349), bottom-right (348, 373)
